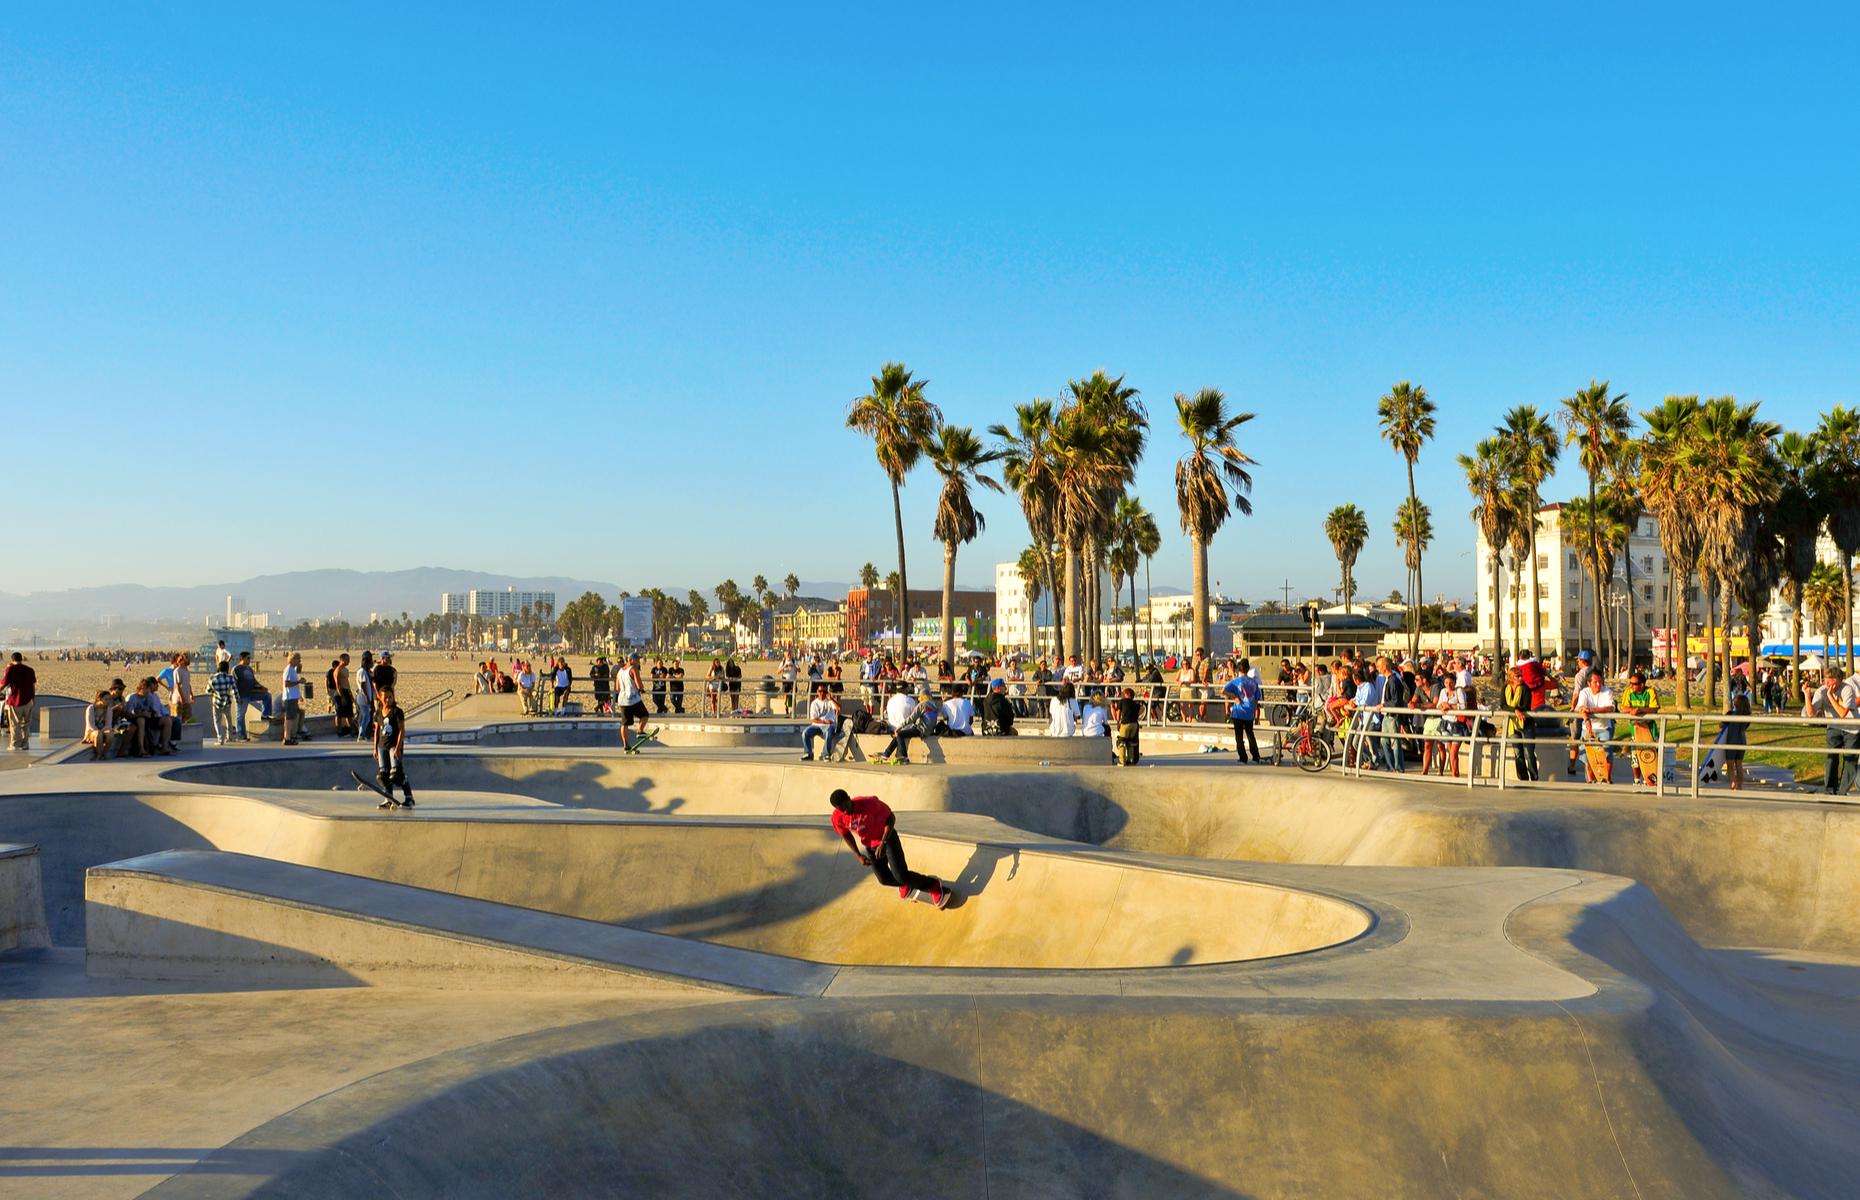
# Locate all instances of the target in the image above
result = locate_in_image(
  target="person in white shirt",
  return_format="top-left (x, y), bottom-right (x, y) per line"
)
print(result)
top-left (801, 684), bottom-right (840, 761)
top-left (1079, 695), bottom-right (1109, 737)
top-left (943, 689), bottom-right (974, 737)
top-left (280, 652), bottom-right (307, 745)
top-left (1804, 668), bottom-right (1859, 794)
top-left (1048, 682), bottom-right (1080, 737)
top-left (883, 684), bottom-right (916, 731)
top-left (1572, 672), bottom-right (1616, 784)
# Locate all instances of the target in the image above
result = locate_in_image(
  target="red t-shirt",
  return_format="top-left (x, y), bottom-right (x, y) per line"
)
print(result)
top-left (830, 796), bottom-right (892, 848)
top-left (2, 663), bottom-right (34, 706)
top-left (1517, 660), bottom-right (1548, 708)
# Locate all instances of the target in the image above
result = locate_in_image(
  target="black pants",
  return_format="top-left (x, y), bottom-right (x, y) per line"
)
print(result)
top-left (1514, 718), bottom-right (1541, 781)
top-left (671, 688), bottom-right (684, 714)
top-left (879, 727), bottom-right (925, 761)
top-left (1231, 717), bottom-right (1260, 762)
top-left (652, 686), bottom-right (667, 714)
top-left (867, 830), bottom-right (937, 893)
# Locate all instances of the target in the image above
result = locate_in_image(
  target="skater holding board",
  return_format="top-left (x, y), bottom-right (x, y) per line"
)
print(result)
top-left (1621, 672), bottom-right (1661, 788)
top-left (828, 788), bottom-right (949, 908)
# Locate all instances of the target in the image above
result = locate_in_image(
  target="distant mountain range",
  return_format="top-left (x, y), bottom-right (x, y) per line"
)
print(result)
top-left (0, 569), bottom-right (998, 627)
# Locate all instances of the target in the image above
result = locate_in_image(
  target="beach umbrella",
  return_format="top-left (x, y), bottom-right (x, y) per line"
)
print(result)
top-left (1803, 654), bottom-right (1825, 671)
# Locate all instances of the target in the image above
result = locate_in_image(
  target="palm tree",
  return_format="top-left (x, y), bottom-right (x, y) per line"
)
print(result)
top-left (1805, 562), bottom-right (1847, 664)
top-left (857, 562), bottom-right (881, 647)
top-left (1016, 545), bottom-right (1051, 657)
top-left (1393, 498), bottom-right (1433, 627)
top-left (1676, 396), bottom-right (1781, 704)
top-left (1379, 381), bottom-right (1438, 659)
top-left (1497, 405), bottom-right (1560, 658)
top-left (1559, 496), bottom-right (1628, 663)
top-left (1814, 406), bottom-right (1860, 671)
top-left (846, 362), bottom-right (942, 656)
top-left (1108, 495), bottom-right (1159, 656)
top-left (783, 574), bottom-right (800, 600)
top-left (884, 571), bottom-right (901, 646)
top-left (1604, 453), bottom-right (1646, 668)
top-left (1559, 379), bottom-right (1632, 658)
top-left (1459, 438), bottom-right (1516, 664)
top-left (926, 425), bottom-right (1005, 663)
top-left (1323, 505), bottom-right (1369, 615)
top-left (1775, 432), bottom-right (1826, 694)
top-left (1174, 387), bottom-right (1254, 653)
top-left (1638, 396), bottom-right (1703, 705)
top-left (1057, 372), bottom-right (1147, 661)
top-left (992, 400), bottom-right (1065, 659)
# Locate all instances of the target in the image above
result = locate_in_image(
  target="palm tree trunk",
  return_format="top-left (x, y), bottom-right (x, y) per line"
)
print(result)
top-left (1192, 536), bottom-right (1210, 653)
top-left (1720, 577), bottom-right (1734, 710)
top-left (1674, 569), bottom-right (1690, 710)
top-left (1790, 580), bottom-right (1803, 700)
top-left (891, 479), bottom-right (909, 659)
top-left (1144, 556), bottom-right (1155, 659)
top-left (1406, 458), bottom-right (1421, 661)
top-left (1624, 561), bottom-right (1635, 672)
top-left (1063, 539), bottom-right (1081, 662)
top-left (1844, 555), bottom-right (1856, 674)
top-left (1704, 577), bottom-right (1718, 708)
top-left (1043, 545), bottom-right (1062, 662)
top-left (941, 543), bottom-right (957, 666)
top-left (1528, 508), bottom-right (1542, 658)
top-left (1588, 473), bottom-right (1599, 665)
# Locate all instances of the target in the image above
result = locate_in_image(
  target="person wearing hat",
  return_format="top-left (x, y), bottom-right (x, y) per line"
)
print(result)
top-left (1566, 650), bottom-right (1597, 777)
top-left (373, 651), bottom-right (397, 698)
top-left (1622, 671), bottom-right (1661, 787)
top-left (614, 653), bottom-right (652, 750)
top-left (981, 677), bottom-right (1017, 736)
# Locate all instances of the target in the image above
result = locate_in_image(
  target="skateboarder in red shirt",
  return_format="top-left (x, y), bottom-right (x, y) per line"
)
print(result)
top-left (828, 788), bottom-right (948, 907)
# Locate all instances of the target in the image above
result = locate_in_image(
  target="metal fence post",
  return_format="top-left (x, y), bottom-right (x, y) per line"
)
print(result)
top-left (1655, 715), bottom-right (1666, 798)
top-left (1689, 717), bottom-right (1702, 799)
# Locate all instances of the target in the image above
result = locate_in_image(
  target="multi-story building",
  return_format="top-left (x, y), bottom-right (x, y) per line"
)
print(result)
top-left (1758, 530), bottom-right (1860, 656)
top-left (1474, 504), bottom-right (1709, 664)
top-left (994, 562), bottom-right (1114, 655)
top-left (772, 600), bottom-right (847, 651)
top-left (442, 588), bottom-right (556, 620)
top-left (847, 588), bottom-right (995, 653)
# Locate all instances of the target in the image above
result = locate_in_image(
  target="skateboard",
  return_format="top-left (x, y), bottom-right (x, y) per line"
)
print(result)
top-left (351, 769), bottom-right (414, 809)
top-left (1695, 724), bottom-right (1732, 783)
top-left (901, 877), bottom-right (953, 909)
top-left (622, 727), bottom-right (661, 754)
top-left (1583, 742), bottom-right (1611, 782)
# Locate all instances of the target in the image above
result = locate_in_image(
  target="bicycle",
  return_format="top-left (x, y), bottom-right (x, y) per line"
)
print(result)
top-left (1272, 702), bottom-right (1334, 772)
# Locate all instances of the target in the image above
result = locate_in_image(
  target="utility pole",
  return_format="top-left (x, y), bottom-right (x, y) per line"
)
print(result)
top-left (1281, 579), bottom-right (1295, 609)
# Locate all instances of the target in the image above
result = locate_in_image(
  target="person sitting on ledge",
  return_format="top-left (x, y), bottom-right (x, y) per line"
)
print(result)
top-left (828, 788), bottom-right (946, 907)
top-left (982, 678), bottom-right (1017, 735)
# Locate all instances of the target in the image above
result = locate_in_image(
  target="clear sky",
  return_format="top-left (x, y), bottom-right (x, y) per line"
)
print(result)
top-left (5, 3), bottom-right (1857, 604)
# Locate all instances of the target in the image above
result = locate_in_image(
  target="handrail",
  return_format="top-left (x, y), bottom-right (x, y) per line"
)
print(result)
top-left (405, 688), bottom-right (455, 723)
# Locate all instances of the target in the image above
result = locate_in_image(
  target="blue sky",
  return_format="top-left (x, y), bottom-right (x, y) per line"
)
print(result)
top-left (4, 3), bottom-right (1857, 604)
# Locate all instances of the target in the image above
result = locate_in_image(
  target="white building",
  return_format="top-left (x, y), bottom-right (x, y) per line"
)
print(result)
top-left (1758, 530), bottom-right (1860, 655)
top-left (442, 588), bottom-right (556, 620)
top-left (1474, 504), bottom-right (1711, 663)
top-left (995, 561), bottom-right (1115, 655)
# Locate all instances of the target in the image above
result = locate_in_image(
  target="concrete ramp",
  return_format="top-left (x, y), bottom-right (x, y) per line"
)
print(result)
top-left (86, 850), bottom-right (832, 994)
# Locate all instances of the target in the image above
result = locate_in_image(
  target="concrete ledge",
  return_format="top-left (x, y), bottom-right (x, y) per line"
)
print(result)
top-left (0, 843), bottom-right (50, 951)
top-left (86, 850), bottom-right (834, 994)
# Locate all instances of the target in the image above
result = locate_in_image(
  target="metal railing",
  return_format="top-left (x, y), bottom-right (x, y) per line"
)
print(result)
top-left (405, 689), bottom-right (455, 723)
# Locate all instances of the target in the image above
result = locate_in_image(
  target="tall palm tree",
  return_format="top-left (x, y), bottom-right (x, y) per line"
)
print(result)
top-left (1379, 381), bottom-right (1438, 659)
top-left (783, 574), bottom-right (800, 600)
top-left (857, 562), bottom-right (880, 647)
top-left (1497, 405), bottom-right (1560, 658)
top-left (1813, 406), bottom-right (1860, 671)
top-left (1775, 432), bottom-right (1826, 693)
top-left (1459, 438), bottom-right (1516, 664)
top-left (1174, 387), bottom-right (1255, 653)
top-left (1559, 379), bottom-right (1632, 658)
top-left (1110, 495), bottom-right (1159, 657)
top-left (1676, 396), bottom-right (1782, 703)
top-left (1016, 545), bottom-right (1052, 656)
top-left (884, 570), bottom-right (901, 645)
top-left (1393, 498), bottom-right (1433, 627)
top-left (846, 362), bottom-right (942, 656)
top-left (992, 400), bottom-right (1065, 660)
top-left (1057, 372), bottom-right (1146, 661)
top-left (1805, 562), bottom-right (1847, 663)
top-left (1638, 395), bottom-right (1703, 706)
top-left (1324, 505), bottom-right (1369, 615)
top-left (1604, 452), bottom-right (1646, 669)
top-left (1558, 497), bottom-right (1628, 663)
top-left (926, 425), bottom-right (1005, 664)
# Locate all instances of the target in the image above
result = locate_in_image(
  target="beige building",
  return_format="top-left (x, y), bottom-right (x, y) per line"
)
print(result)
top-left (1474, 504), bottom-right (1709, 662)
top-left (775, 602), bottom-right (847, 651)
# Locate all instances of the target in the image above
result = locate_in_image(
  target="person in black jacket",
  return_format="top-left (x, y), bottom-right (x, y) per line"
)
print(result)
top-left (982, 678), bottom-right (1017, 735)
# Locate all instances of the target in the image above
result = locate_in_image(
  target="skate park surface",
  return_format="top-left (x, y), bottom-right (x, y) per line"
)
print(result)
top-left (3, 713), bottom-right (1860, 1197)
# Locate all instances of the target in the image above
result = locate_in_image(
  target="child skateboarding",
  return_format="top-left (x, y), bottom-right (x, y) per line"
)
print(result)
top-left (828, 788), bottom-right (949, 907)
top-left (372, 685), bottom-right (415, 807)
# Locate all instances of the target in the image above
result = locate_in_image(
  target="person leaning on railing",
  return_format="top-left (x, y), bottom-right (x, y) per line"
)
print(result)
top-left (1803, 668), bottom-right (1860, 796)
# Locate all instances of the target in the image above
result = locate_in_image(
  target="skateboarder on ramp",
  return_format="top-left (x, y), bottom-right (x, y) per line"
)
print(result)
top-left (828, 788), bottom-right (949, 908)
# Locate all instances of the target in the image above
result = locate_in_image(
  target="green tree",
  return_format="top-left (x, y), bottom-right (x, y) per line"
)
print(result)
top-left (1813, 406), bottom-right (1860, 671)
top-left (926, 424), bottom-right (1004, 664)
top-left (1638, 395), bottom-right (1703, 706)
top-left (1774, 432), bottom-right (1825, 692)
top-left (1497, 405), bottom-right (1560, 658)
top-left (1057, 372), bottom-right (1147, 661)
top-left (1805, 562), bottom-right (1846, 664)
top-left (846, 362), bottom-right (941, 656)
top-left (1458, 437), bottom-right (1517, 664)
top-left (783, 574), bottom-right (800, 600)
top-left (1173, 386), bottom-right (1254, 654)
top-left (1559, 379), bottom-right (1633, 660)
top-left (993, 400), bottom-right (1065, 659)
top-left (1393, 498), bottom-right (1433, 623)
top-left (1323, 504), bottom-right (1369, 615)
top-left (1110, 495), bottom-right (1160, 656)
top-left (1379, 381), bottom-right (1438, 659)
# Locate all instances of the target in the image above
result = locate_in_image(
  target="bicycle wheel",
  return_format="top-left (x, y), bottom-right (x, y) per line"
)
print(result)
top-left (1297, 736), bottom-right (1333, 773)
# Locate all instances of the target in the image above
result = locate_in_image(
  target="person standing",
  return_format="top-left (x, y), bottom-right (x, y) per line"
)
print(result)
top-left (1722, 674), bottom-right (1752, 791)
top-left (1621, 671), bottom-right (1661, 787)
top-left (1572, 671), bottom-right (1617, 784)
top-left (280, 652), bottom-right (307, 745)
top-left (1222, 661), bottom-right (1262, 764)
top-left (214, 640), bottom-right (232, 669)
top-left (332, 654), bottom-right (355, 737)
top-left (207, 657), bottom-right (240, 746)
top-left (650, 659), bottom-right (667, 714)
top-left (232, 651), bottom-right (268, 741)
top-left (670, 658), bottom-right (686, 714)
top-left (2, 652), bottom-right (36, 752)
top-left (828, 789), bottom-right (946, 906)
top-left (166, 654), bottom-right (194, 749)
top-left (355, 651), bottom-right (376, 741)
top-left (515, 658), bottom-right (535, 716)
top-left (552, 657), bottom-right (571, 715)
top-left (614, 653), bottom-right (652, 750)
top-left (1804, 668), bottom-right (1858, 795)
top-left (373, 685), bottom-right (414, 807)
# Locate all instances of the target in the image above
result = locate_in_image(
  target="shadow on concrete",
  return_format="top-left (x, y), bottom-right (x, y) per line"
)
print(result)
top-left (0, 945), bottom-right (359, 998)
top-left (0, 1145), bottom-right (307, 1178)
top-left (149, 1011), bottom-right (1255, 1199)
top-left (623, 851), bottom-right (856, 941)
top-left (949, 844), bottom-right (1019, 897)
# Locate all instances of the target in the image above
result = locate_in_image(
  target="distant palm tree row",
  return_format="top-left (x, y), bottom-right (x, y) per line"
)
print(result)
top-left (847, 361), bottom-right (1252, 664)
top-left (1452, 385), bottom-right (1860, 710)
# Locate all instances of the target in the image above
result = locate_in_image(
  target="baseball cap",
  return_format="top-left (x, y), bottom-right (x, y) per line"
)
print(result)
top-left (1577, 649), bottom-right (1593, 661)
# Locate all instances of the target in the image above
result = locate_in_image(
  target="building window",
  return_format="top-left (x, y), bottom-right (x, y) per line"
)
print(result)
top-left (1686, 586), bottom-right (1699, 602)
top-left (1537, 554), bottom-right (1548, 571)
top-left (1642, 585), bottom-right (1652, 602)
top-left (1568, 583), bottom-right (1579, 600)
top-left (1568, 553), bottom-right (1579, 570)
top-left (1641, 556), bottom-right (1653, 573)
top-left (1487, 585), bottom-right (1495, 601)
top-left (1662, 559), bottom-right (1670, 575)
top-left (1662, 584), bottom-right (1669, 603)
top-left (1569, 612), bottom-right (1578, 629)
